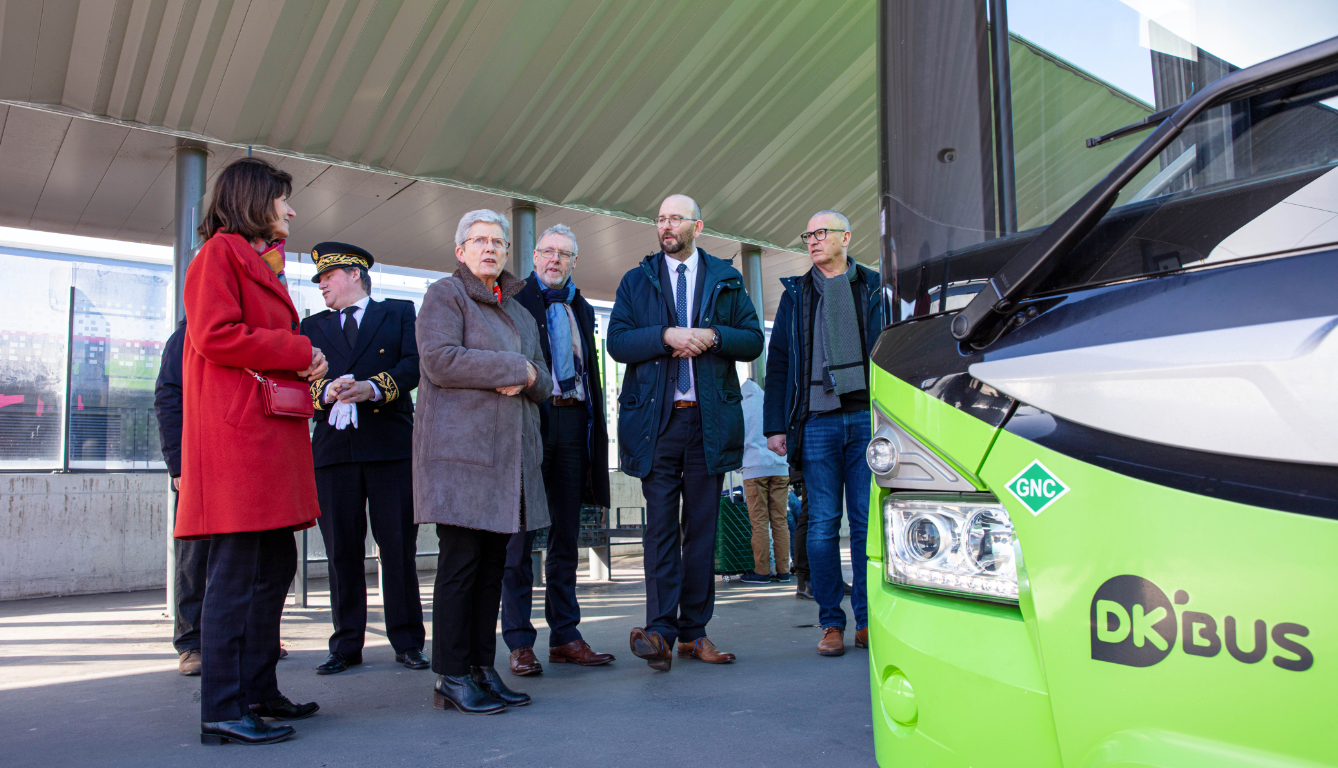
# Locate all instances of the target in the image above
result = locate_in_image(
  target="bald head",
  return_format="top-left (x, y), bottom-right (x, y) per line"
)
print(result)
top-left (657, 194), bottom-right (705, 259)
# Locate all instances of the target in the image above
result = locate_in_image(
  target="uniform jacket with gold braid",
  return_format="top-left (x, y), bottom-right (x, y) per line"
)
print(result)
top-left (301, 297), bottom-right (419, 469)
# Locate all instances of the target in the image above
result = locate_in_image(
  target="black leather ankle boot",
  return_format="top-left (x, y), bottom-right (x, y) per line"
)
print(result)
top-left (472, 665), bottom-right (531, 707)
top-left (433, 673), bottom-right (506, 715)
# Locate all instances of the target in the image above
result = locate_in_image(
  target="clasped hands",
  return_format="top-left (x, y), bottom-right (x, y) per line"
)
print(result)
top-left (298, 347), bottom-right (328, 381)
top-left (664, 327), bottom-right (717, 358)
top-left (496, 360), bottom-right (538, 397)
top-left (325, 377), bottom-right (376, 404)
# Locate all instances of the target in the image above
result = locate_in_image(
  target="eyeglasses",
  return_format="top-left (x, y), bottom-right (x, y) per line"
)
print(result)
top-left (800, 228), bottom-right (846, 245)
top-left (654, 215), bottom-right (699, 228)
top-left (535, 247), bottom-right (576, 262)
top-left (466, 235), bottom-right (509, 250)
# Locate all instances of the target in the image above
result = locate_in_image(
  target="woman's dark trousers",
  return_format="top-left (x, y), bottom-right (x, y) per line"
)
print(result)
top-left (200, 527), bottom-right (296, 722)
top-left (432, 524), bottom-right (510, 676)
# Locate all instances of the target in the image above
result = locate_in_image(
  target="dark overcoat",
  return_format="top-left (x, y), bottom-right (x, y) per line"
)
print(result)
top-left (512, 273), bottom-right (611, 508)
top-left (176, 232), bottom-right (320, 539)
top-left (302, 297), bottom-right (419, 468)
top-left (413, 267), bottom-right (552, 534)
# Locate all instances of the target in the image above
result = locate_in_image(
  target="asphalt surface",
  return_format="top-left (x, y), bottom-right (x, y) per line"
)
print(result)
top-left (0, 552), bottom-right (874, 767)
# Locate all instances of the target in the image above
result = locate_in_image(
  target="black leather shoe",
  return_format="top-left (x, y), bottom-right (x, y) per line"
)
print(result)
top-left (844, 581), bottom-right (853, 596)
top-left (433, 674), bottom-right (506, 715)
top-left (472, 665), bottom-right (530, 707)
top-left (200, 712), bottom-right (295, 745)
top-left (249, 695), bottom-right (319, 721)
top-left (395, 648), bottom-right (430, 670)
top-left (795, 574), bottom-right (814, 600)
top-left (315, 651), bottom-right (361, 675)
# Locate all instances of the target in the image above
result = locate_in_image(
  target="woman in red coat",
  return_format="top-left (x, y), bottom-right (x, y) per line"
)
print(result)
top-left (179, 157), bottom-right (328, 746)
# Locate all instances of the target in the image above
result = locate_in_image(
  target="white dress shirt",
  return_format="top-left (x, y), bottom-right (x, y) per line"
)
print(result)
top-left (324, 295), bottom-right (382, 402)
top-left (664, 248), bottom-right (701, 402)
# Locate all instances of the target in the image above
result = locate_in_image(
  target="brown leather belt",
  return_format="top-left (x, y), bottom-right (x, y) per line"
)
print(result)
top-left (551, 395), bottom-right (582, 407)
top-left (673, 400), bottom-right (698, 408)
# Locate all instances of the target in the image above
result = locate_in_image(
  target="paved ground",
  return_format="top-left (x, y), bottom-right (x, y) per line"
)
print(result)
top-left (0, 551), bottom-right (874, 767)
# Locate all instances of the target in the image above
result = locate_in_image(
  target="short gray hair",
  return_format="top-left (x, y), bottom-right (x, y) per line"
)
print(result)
top-left (812, 210), bottom-right (850, 231)
top-left (455, 209), bottom-right (511, 248)
top-left (342, 265), bottom-right (371, 293)
top-left (537, 223), bottom-right (578, 256)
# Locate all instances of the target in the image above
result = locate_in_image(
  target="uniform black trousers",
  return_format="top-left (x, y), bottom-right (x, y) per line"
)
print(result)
top-left (200, 528), bottom-right (296, 722)
top-left (641, 407), bottom-right (723, 646)
top-left (432, 524), bottom-right (510, 676)
top-left (315, 459), bottom-right (425, 657)
top-left (171, 490), bottom-right (211, 653)
top-left (502, 404), bottom-right (589, 650)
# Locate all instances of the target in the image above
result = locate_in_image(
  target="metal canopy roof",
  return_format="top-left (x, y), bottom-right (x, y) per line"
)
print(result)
top-left (0, 0), bottom-right (878, 316)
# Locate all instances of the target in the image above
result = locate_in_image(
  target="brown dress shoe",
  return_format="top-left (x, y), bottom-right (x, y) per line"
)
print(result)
top-left (178, 649), bottom-right (202, 676)
top-left (629, 627), bottom-right (672, 671)
top-left (676, 637), bottom-right (736, 664)
top-left (818, 627), bottom-right (845, 657)
top-left (509, 646), bottom-right (543, 676)
top-left (855, 628), bottom-right (869, 649)
top-left (549, 639), bottom-right (615, 666)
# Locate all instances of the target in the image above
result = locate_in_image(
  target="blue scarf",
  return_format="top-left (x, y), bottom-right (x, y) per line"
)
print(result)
top-left (540, 277), bottom-right (582, 398)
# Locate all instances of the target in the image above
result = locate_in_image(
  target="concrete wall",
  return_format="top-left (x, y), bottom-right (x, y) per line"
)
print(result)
top-left (1, 473), bottom-right (170, 601)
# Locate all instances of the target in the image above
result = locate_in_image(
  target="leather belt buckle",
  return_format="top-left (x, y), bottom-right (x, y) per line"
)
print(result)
top-left (551, 395), bottom-right (581, 407)
top-left (673, 400), bottom-right (698, 408)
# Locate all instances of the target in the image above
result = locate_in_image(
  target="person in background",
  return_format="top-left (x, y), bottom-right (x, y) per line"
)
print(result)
top-left (302, 242), bottom-right (427, 676)
top-left (764, 210), bottom-right (882, 658)
top-left (179, 157), bottom-right (325, 745)
top-left (788, 469), bottom-right (813, 600)
top-left (739, 378), bottom-right (790, 584)
top-left (414, 209), bottom-right (552, 714)
top-left (607, 194), bottom-right (763, 671)
top-left (501, 224), bottom-right (615, 676)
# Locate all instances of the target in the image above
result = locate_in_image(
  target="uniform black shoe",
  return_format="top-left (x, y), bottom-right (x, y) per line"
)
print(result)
top-left (795, 574), bottom-right (814, 600)
top-left (395, 648), bottom-right (430, 670)
top-left (739, 571), bottom-right (771, 584)
top-left (433, 674), bottom-right (506, 715)
top-left (249, 695), bottom-right (319, 721)
top-left (315, 651), bottom-right (361, 675)
top-left (472, 665), bottom-right (531, 707)
top-left (844, 581), bottom-right (853, 596)
top-left (200, 712), bottom-right (295, 745)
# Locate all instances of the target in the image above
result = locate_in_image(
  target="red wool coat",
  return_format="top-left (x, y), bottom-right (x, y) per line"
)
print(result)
top-left (175, 232), bottom-right (320, 539)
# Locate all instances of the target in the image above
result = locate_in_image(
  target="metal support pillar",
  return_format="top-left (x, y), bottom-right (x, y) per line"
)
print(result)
top-left (988, 0), bottom-right (1018, 235)
top-left (588, 507), bottom-right (611, 582)
top-left (509, 203), bottom-right (536, 279)
top-left (167, 144), bottom-right (206, 615)
top-left (294, 527), bottom-right (309, 608)
top-left (532, 550), bottom-right (545, 587)
top-left (738, 245), bottom-right (766, 385)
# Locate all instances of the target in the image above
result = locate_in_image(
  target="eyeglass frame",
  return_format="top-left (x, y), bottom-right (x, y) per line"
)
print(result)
top-left (464, 235), bottom-right (510, 250)
top-left (534, 247), bottom-right (576, 263)
top-left (654, 214), bottom-right (700, 228)
top-left (799, 228), bottom-right (847, 245)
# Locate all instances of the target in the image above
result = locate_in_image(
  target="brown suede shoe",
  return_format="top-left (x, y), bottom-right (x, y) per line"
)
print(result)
top-left (629, 627), bottom-right (672, 671)
top-left (676, 637), bottom-right (736, 664)
top-left (549, 639), bottom-right (615, 666)
top-left (178, 649), bottom-right (202, 676)
top-left (855, 628), bottom-right (869, 649)
top-left (818, 627), bottom-right (845, 657)
top-left (509, 646), bottom-right (543, 676)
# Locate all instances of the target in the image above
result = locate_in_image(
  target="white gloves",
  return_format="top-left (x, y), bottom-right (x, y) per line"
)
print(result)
top-left (327, 374), bottom-right (359, 430)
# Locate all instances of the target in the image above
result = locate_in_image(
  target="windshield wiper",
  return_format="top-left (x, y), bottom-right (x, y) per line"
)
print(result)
top-left (951, 34), bottom-right (1338, 350)
top-left (1086, 104), bottom-right (1179, 148)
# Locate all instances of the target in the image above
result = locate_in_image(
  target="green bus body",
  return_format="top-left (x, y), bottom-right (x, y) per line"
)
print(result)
top-left (865, 366), bottom-right (1335, 766)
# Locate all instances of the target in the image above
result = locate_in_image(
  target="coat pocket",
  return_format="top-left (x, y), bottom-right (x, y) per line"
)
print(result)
top-left (222, 373), bottom-right (253, 429)
top-left (430, 389), bottom-right (498, 466)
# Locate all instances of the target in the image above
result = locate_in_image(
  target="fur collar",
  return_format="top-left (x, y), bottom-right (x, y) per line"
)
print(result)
top-left (455, 264), bottom-right (526, 305)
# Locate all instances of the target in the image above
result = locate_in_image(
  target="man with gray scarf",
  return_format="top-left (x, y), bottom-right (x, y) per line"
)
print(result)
top-left (762, 210), bottom-right (883, 658)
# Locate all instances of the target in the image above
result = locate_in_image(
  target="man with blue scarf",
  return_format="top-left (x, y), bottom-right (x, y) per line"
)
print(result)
top-left (501, 224), bottom-right (616, 675)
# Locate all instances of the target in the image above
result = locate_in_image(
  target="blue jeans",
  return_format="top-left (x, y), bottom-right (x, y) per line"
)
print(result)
top-left (802, 410), bottom-right (871, 631)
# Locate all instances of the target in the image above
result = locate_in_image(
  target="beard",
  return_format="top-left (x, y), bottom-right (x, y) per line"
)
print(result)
top-left (660, 231), bottom-right (691, 255)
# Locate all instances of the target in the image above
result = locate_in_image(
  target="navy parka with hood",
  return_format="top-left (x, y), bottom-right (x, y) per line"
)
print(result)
top-left (762, 263), bottom-right (883, 470)
top-left (607, 249), bottom-right (764, 478)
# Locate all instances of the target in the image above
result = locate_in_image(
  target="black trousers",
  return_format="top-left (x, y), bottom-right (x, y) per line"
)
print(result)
top-left (315, 459), bottom-right (425, 657)
top-left (432, 524), bottom-right (510, 676)
top-left (641, 407), bottom-right (723, 646)
top-left (793, 484), bottom-right (810, 580)
top-left (171, 490), bottom-right (211, 653)
top-left (502, 404), bottom-right (589, 650)
top-left (200, 528), bottom-right (296, 722)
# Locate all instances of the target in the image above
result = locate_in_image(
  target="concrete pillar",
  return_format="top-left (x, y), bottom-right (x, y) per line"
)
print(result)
top-left (738, 245), bottom-right (766, 386)
top-left (167, 143), bottom-right (206, 616)
top-left (509, 203), bottom-right (536, 279)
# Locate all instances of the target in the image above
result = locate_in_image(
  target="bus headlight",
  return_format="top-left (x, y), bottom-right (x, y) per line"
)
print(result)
top-left (866, 434), bottom-right (899, 475)
top-left (883, 495), bottom-right (1019, 603)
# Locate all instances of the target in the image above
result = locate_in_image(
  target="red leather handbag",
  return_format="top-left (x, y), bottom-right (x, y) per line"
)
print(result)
top-left (245, 369), bottom-right (314, 419)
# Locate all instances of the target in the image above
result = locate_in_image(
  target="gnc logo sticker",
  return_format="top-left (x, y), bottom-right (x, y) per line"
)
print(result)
top-left (1090, 575), bottom-right (1313, 672)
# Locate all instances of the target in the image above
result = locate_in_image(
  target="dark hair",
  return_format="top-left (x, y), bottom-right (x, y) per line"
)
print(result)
top-left (342, 266), bottom-right (372, 293)
top-left (198, 158), bottom-right (294, 241)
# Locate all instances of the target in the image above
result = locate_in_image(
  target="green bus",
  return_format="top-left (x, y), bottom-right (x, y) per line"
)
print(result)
top-left (865, 2), bottom-right (1337, 765)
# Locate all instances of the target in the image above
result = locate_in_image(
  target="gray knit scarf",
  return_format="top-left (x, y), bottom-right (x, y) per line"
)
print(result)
top-left (811, 259), bottom-right (863, 405)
